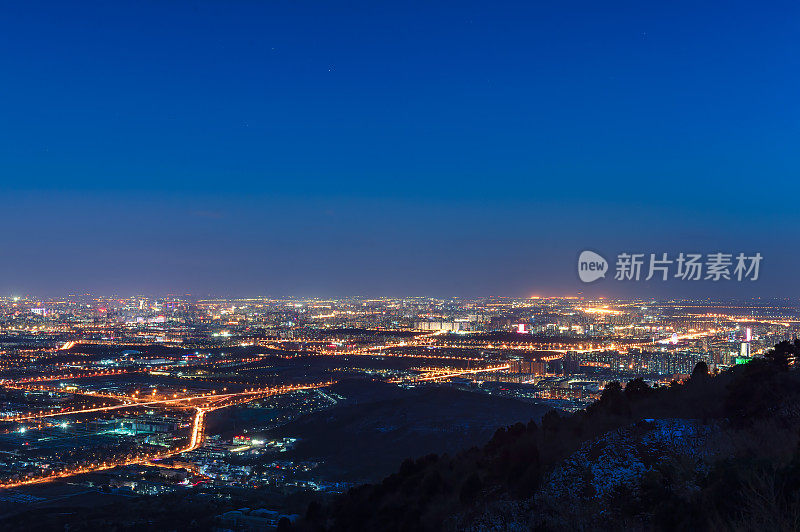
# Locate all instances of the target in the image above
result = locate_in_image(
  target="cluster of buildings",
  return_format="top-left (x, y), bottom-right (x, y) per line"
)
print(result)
top-left (0, 293), bottom-right (796, 506)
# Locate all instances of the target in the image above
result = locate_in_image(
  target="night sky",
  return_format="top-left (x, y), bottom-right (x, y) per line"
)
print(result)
top-left (1, 1), bottom-right (798, 298)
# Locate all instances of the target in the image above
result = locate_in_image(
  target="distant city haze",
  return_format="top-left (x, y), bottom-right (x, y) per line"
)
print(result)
top-left (1, 2), bottom-right (798, 298)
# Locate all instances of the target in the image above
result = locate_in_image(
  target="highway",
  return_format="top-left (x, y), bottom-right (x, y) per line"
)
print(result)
top-left (0, 381), bottom-right (334, 488)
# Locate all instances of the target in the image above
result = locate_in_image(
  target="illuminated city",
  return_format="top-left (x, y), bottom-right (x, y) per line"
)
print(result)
top-left (0, 296), bottom-right (796, 510)
top-left (3, 1), bottom-right (800, 530)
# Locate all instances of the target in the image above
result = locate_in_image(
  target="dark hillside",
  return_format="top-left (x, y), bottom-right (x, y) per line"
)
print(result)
top-left (298, 341), bottom-right (800, 531)
top-left (275, 385), bottom-right (551, 482)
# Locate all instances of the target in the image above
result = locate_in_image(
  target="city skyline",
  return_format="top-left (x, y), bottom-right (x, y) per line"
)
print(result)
top-left (3, 2), bottom-right (800, 530)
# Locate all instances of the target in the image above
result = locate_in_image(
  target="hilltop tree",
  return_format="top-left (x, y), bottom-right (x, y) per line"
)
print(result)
top-left (765, 340), bottom-right (800, 370)
top-left (691, 361), bottom-right (710, 383)
top-left (624, 377), bottom-right (653, 400)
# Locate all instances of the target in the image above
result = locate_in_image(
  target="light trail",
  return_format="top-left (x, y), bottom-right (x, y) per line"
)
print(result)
top-left (2, 395), bottom-right (203, 422)
top-left (6, 356), bottom-right (266, 385)
top-left (11, 368), bottom-right (152, 384)
top-left (0, 382), bottom-right (334, 421)
top-left (0, 408), bottom-right (208, 489)
top-left (415, 364), bottom-right (511, 382)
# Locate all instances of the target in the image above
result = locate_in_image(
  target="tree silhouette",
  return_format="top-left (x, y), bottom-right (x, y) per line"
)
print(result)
top-left (459, 472), bottom-right (482, 503)
top-left (690, 361), bottom-right (710, 383)
top-left (624, 377), bottom-right (653, 400)
top-left (765, 340), bottom-right (800, 370)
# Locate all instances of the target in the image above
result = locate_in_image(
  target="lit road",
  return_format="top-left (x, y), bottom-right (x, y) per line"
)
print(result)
top-left (415, 364), bottom-right (511, 382)
top-left (2, 382), bottom-right (335, 422)
top-left (0, 381), bottom-right (334, 488)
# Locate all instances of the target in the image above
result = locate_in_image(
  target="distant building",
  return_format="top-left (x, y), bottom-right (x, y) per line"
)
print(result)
top-left (414, 320), bottom-right (470, 332)
top-left (740, 342), bottom-right (751, 358)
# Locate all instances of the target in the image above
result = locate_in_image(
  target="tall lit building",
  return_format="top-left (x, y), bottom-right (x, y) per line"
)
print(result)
top-left (740, 342), bottom-right (751, 358)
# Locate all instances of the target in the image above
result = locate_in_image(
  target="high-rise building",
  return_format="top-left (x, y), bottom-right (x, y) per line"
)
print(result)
top-left (740, 342), bottom-right (751, 358)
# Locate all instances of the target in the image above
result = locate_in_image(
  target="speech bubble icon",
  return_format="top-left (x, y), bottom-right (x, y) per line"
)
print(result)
top-left (578, 251), bottom-right (608, 283)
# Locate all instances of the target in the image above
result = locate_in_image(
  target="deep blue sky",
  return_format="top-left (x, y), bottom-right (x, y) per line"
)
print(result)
top-left (1, 1), bottom-right (798, 297)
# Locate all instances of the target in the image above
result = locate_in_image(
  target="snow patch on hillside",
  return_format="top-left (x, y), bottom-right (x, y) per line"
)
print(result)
top-left (540, 418), bottom-right (720, 500)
